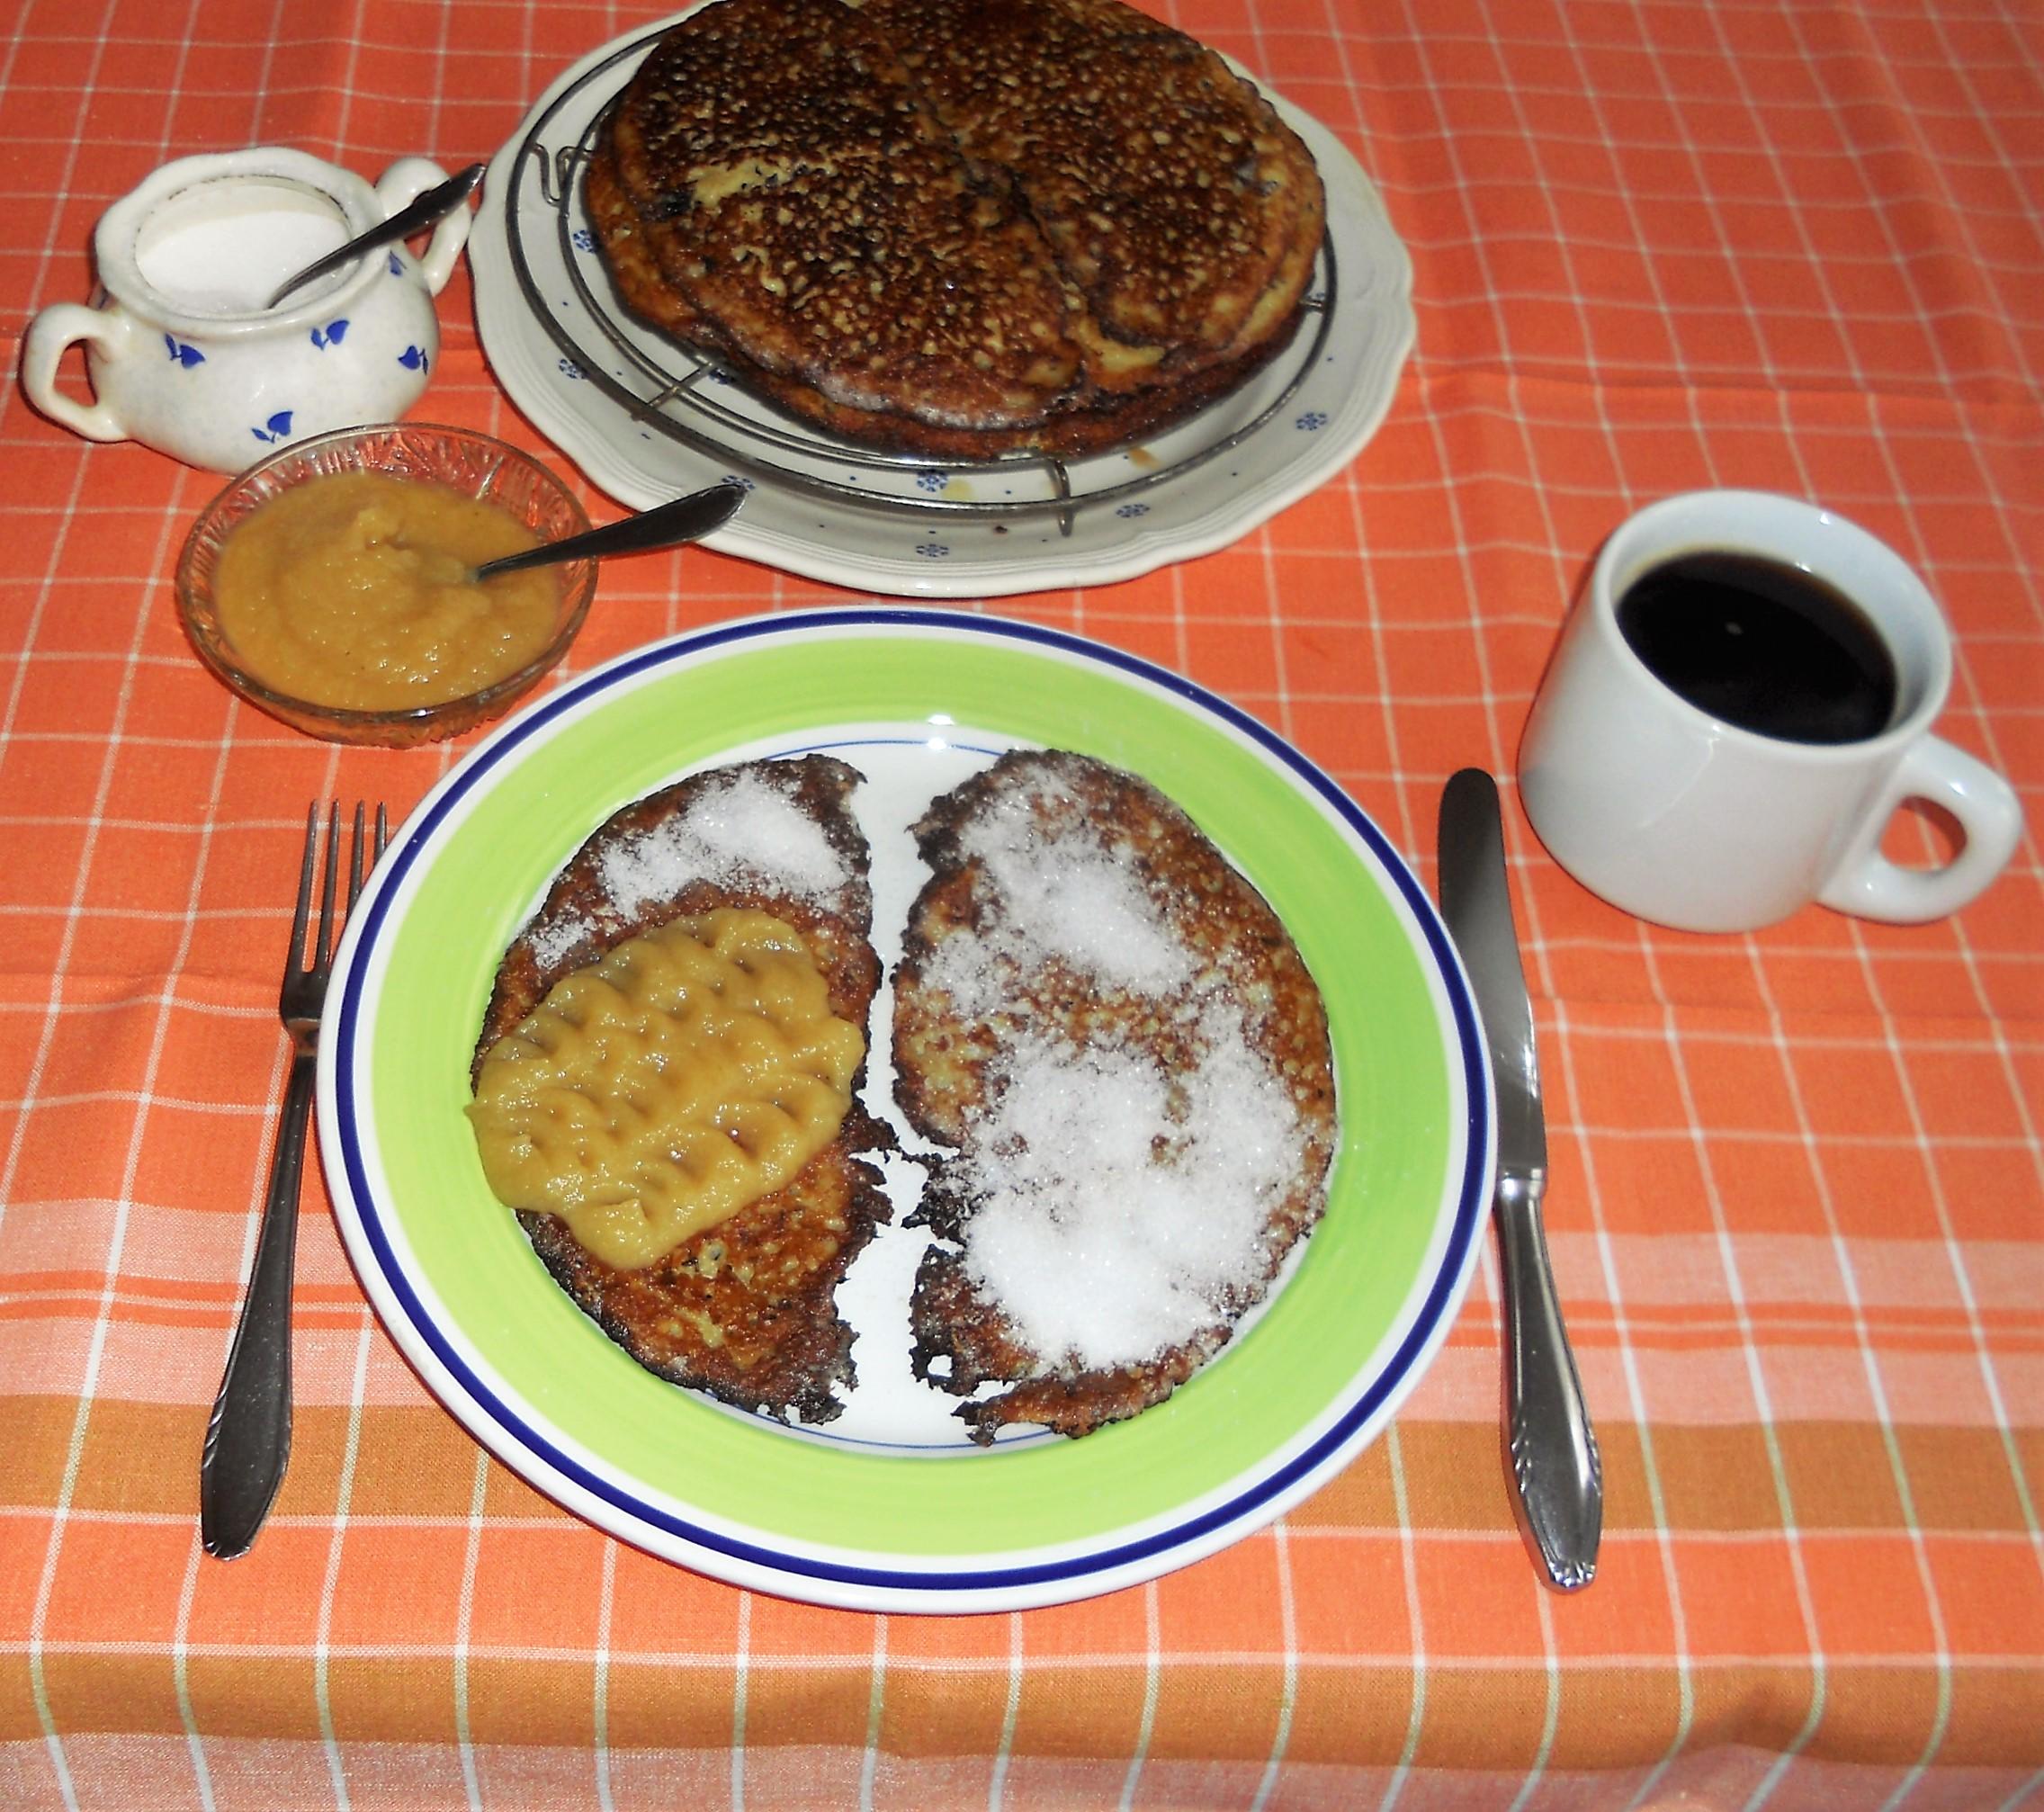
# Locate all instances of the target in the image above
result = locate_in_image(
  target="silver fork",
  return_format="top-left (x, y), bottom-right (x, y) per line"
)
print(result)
top-left (201, 802), bottom-right (388, 1559)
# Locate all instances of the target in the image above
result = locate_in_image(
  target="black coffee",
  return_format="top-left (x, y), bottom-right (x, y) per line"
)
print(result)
top-left (1616, 552), bottom-right (1899, 745)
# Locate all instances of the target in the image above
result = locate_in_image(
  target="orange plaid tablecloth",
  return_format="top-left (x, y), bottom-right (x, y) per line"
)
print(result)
top-left (3, 0), bottom-right (2040, 1806)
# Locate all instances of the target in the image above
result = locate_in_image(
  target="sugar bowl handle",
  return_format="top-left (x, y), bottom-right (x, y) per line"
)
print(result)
top-left (374, 157), bottom-right (473, 296)
top-left (21, 302), bottom-right (134, 444)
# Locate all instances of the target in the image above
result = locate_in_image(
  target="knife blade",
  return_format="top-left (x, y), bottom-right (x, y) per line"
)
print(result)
top-left (1438, 767), bottom-right (1602, 1591)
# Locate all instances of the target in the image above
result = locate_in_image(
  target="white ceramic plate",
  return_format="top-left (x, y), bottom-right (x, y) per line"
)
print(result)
top-left (469, 10), bottom-right (1415, 597)
top-left (320, 609), bottom-right (1488, 1611)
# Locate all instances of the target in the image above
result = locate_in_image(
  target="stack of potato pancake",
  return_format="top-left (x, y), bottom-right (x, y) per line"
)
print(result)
top-left (586, 0), bottom-right (1325, 460)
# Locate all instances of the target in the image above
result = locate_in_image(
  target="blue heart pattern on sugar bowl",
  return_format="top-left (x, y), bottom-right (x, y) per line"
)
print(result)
top-left (22, 148), bottom-right (471, 472)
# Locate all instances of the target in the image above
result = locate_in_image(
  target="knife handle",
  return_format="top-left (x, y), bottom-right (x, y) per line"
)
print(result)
top-left (1495, 1173), bottom-right (1602, 1590)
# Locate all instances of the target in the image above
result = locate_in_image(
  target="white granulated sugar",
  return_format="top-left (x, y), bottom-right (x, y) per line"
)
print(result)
top-left (523, 913), bottom-right (589, 969)
top-left (958, 1009), bottom-right (1305, 1371)
top-left (595, 770), bottom-right (848, 916)
top-left (929, 786), bottom-right (1191, 1015)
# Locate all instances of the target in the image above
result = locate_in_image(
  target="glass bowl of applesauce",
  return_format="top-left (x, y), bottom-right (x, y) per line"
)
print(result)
top-left (176, 421), bottom-right (596, 746)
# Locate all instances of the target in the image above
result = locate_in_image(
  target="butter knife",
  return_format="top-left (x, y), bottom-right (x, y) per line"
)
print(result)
top-left (1438, 767), bottom-right (1602, 1590)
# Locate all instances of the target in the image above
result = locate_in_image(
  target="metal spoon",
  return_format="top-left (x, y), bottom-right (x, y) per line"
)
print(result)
top-left (471, 482), bottom-right (746, 582)
top-left (265, 162), bottom-right (486, 309)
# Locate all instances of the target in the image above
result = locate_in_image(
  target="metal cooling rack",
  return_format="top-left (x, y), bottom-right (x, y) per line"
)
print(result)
top-left (499, 26), bottom-right (1337, 534)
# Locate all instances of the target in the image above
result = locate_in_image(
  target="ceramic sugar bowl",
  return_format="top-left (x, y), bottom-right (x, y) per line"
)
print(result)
top-left (22, 148), bottom-right (471, 472)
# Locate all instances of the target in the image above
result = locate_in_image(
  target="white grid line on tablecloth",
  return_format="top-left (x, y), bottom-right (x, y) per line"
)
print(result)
top-left (1775, 0), bottom-right (2044, 1592)
top-left (1594, 44), bottom-right (1844, 1770)
top-left (1465, 64), bottom-right (1673, 1806)
top-left (730, 1587), bottom-right (750, 1812)
top-left (1116, 1582), bottom-right (1160, 1811)
top-left (1706, 5), bottom-right (1976, 1790)
top-left (169, 1531), bottom-right (216, 1812)
top-left (1851, 922), bottom-right (2044, 1561)
top-left (1527, 18), bottom-right (1708, 1787)
top-left (988, 1613), bottom-right (1023, 1811)
top-left (1752, 935), bottom-right (1959, 1807)
top-left (314, 1317), bottom-right (376, 1812)
top-left (4, 1300), bottom-right (2027, 1366)
top-left (1394, 19), bottom-right (1698, 1807)
top-left (452, 1444), bottom-right (490, 1812)
top-left (1249, 1523), bottom-right (1297, 1812)
top-left (1642, 939), bottom-right (1830, 1812)
top-left (21, 408), bottom-right (201, 1812)
top-left (857, 1613), bottom-right (886, 1812)
top-left (1915, 6), bottom-right (2044, 391)
top-left (1376, 1422), bottom-right (1427, 1812)
top-left (7, 1634), bottom-right (2040, 1670)
top-left (593, 1537), bottom-right (617, 1812)
top-left (0, 71), bottom-right (2036, 135)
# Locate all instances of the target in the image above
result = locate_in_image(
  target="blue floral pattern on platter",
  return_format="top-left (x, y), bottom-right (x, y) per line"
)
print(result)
top-left (462, 21), bottom-right (1414, 597)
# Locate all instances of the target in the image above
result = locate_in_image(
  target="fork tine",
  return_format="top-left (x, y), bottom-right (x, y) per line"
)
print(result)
top-left (345, 803), bottom-right (368, 912)
top-left (345, 803), bottom-right (391, 914)
top-left (286, 803), bottom-right (318, 974)
top-left (313, 802), bottom-right (342, 972)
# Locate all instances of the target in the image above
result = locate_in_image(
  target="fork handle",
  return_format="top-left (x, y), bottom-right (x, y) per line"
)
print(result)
top-left (200, 1046), bottom-right (314, 1558)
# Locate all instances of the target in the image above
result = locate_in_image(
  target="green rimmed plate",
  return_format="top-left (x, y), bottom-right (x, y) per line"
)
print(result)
top-left (320, 608), bottom-right (1492, 1612)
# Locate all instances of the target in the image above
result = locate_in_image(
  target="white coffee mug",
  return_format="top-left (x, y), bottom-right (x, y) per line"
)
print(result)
top-left (1519, 489), bottom-right (2023, 933)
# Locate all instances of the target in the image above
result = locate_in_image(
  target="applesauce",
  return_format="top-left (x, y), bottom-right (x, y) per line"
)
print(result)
top-left (467, 909), bottom-right (866, 1269)
top-left (212, 469), bottom-right (560, 710)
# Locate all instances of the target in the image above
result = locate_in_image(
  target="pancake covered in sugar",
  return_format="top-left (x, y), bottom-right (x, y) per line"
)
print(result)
top-left (587, 0), bottom-right (1324, 459)
top-left (892, 749), bottom-right (1337, 1441)
top-left (470, 756), bottom-right (892, 1425)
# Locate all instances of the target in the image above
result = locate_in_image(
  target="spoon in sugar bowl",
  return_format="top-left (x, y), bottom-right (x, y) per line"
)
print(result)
top-left (265, 161), bottom-right (485, 309)
top-left (471, 481), bottom-right (746, 582)
top-left (22, 148), bottom-right (476, 472)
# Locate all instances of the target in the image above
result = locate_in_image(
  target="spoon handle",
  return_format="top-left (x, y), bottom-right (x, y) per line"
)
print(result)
top-left (473, 483), bottom-right (745, 581)
top-left (265, 162), bottom-right (485, 309)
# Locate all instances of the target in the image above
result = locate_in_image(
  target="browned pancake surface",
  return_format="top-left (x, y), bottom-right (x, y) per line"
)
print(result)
top-left (866, 0), bottom-right (1325, 381)
top-left (587, 0), bottom-right (1323, 458)
top-left (891, 750), bottom-right (1336, 1441)
top-left (605, 0), bottom-right (1087, 433)
top-left (472, 755), bottom-right (892, 1426)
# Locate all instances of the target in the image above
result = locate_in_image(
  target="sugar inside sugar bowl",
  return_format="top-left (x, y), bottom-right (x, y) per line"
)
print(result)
top-left (22, 148), bottom-right (471, 472)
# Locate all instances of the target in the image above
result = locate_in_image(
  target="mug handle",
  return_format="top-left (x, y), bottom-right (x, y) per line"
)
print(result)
top-left (21, 302), bottom-right (133, 443)
top-left (1818, 735), bottom-right (2025, 922)
top-left (374, 157), bottom-right (473, 297)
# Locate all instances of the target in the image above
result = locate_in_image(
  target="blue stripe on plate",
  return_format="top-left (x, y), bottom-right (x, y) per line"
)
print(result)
top-left (329, 607), bottom-right (1491, 1596)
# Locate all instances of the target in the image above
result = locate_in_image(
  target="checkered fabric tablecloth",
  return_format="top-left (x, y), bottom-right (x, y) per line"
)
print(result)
top-left (2, 0), bottom-right (2040, 1807)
